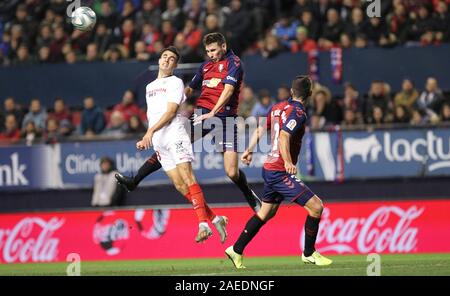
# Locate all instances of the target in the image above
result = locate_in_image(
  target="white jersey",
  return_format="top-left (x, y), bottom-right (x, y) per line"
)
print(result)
top-left (145, 75), bottom-right (193, 171)
top-left (146, 75), bottom-right (187, 144)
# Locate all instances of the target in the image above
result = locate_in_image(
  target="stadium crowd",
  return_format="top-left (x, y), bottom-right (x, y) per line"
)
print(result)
top-left (1, 75), bottom-right (449, 145)
top-left (0, 0), bottom-right (450, 65)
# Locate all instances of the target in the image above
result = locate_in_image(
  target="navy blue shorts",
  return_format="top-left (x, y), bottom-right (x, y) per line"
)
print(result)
top-left (262, 168), bottom-right (315, 206)
top-left (190, 107), bottom-right (238, 152)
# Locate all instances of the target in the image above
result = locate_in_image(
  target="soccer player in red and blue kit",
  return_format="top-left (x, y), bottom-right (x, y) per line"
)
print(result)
top-left (225, 75), bottom-right (332, 268)
top-left (116, 33), bottom-right (262, 216)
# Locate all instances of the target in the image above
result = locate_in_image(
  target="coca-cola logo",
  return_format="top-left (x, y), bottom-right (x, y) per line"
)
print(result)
top-left (0, 217), bottom-right (64, 263)
top-left (300, 206), bottom-right (424, 254)
top-left (93, 211), bottom-right (130, 256)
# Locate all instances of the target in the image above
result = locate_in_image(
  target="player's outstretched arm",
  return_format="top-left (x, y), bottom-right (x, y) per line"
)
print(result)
top-left (279, 130), bottom-right (296, 175)
top-left (241, 125), bottom-right (266, 166)
top-left (138, 102), bottom-right (179, 150)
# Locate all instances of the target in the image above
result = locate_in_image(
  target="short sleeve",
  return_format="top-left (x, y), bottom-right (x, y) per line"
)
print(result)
top-left (281, 107), bottom-right (306, 135)
top-left (167, 78), bottom-right (185, 105)
top-left (223, 57), bottom-right (243, 87)
top-left (188, 62), bottom-right (205, 89)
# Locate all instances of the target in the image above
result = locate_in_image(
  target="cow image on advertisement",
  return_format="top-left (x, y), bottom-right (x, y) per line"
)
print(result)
top-left (344, 134), bottom-right (382, 163)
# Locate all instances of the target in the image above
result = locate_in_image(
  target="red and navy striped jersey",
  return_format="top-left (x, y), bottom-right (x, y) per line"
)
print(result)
top-left (264, 98), bottom-right (307, 172)
top-left (188, 50), bottom-right (243, 116)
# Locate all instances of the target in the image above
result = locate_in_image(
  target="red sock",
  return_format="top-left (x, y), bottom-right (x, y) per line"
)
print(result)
top-left (184, 191), bottom-right (215, 222)
top-left (188, 183), bottom-right (210, 222)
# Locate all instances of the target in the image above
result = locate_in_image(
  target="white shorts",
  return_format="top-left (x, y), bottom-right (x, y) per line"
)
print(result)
top-left (153, 134), bottom-right (194, 172)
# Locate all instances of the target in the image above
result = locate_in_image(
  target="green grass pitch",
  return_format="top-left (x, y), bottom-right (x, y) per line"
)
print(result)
top-left (1, 254), bottom-right (450, 276)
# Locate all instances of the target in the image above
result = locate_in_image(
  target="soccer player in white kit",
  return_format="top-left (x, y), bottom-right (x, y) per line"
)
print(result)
top-left (136, 46), bottom-right (228, 243)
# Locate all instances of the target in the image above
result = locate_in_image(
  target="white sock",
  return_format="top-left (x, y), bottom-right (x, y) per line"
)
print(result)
top-left (212, 216), bottom-right (221, 224)
top-left (199, 222), bottom-right (209, 229)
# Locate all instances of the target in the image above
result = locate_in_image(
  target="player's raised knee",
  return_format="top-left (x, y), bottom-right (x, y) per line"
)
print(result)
top-left (307, 196), bottom-right (324, 217)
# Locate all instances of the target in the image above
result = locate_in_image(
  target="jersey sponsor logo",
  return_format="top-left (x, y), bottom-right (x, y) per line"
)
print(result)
top-left (226, 75), bottom-right (237, 83)
top-left (147, 88), bottom-right (167, 97)
top-left (202, 78), bottom-right (222, 88)
top-left (286, 119), bottom-right (297, 131)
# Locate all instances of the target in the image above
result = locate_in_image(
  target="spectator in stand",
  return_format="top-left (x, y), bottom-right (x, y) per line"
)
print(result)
top-left (223, 0), bottom-right (252, 56)
top-left (440, 102), bottom-right (450, 122)
top-left (13, 45), bottom-right (34, 65)
top-left (136, 0), bottom-right (161, 29)
top-left (49, 25), bottom-right (67, 63)
top-left (259, 33), bottom-right (284, 59)
top-left (409, 5), bottom-right (436, 43)
top-left (340, 32), bottom-right (353, 49)
top-left (184, 0), bottom-right (203, 25)
top-left (80, 96), bottom-right (106, 136)
top-left (134, 40), bottom-right (150, 61)
top-left (140, 22), bottom-right (160, 52)
top-left (3, 97), bottom-right (24, 129)
top-left (354, 33), bottom-right (369, 48)
top-left (251, 89), bottom-right (274, 118)
top-left (103, 110), bottom-right (128, 138)
top-left (21, 121), bottom-right (42, 146)
top-left (394, 79), bottom-right (419, 112)
top-left (44, 118), bottom-right (63, 144)
top-left (365, 17), bottom-right (390, 47)
top-left (38, 46), bottom-right (51, 63)
top-left (127, 114), bottom-right (146, 135)
top-left (371, 106), bottom-right (388, 126)
top-left (160, 20), bottom-right (177, 48)
top-left (202, 14), bottom-right (225, 39)
top-left (103, 45), bottom-right (125, 62)
top-left (272, 13), bottom-right (299, 48)
top-left (238, 86), bottom-right (257, 119)
top-left (85, 43), bottom-right (100, 62)
top-left (0, 114), bottom-right (21, 144)
top-left (117, 19), bottom-right (139, 58)
top-left (341, 108), bottom-right (360, 128)
top-left (388, 3), bottom-right (410, 45)
top-left (300, 10), bottom-right (319, 41)
top-left (113, 89), bottom-right (140, 122)
top-left (118, 0), bottom-right (137, 25)
top-left (411, 108), bottom-right (428, 125)
top-left (290, 26), bottom-right (317, 53)
top-left (340, 82), bottom-right (362, 121)
top-left (97, 0), bottom-right (118, 30)
top-left (199, 0), bottom-right (230, 29)
top-left (310, 89), bottom-right (342, 125)
top-left (182, 18), bottom-right (202, 51)
top-left (36, 24), bottom-right (52, 49)
top-left (277, 85), bottom-right (291, 102)
top-left (293, 0), bottom-right (314, 23)
top-left (318, 8), bottom-right (344, 50)
top-left (393, 105), bottom-right (411, 124)
top-left (434, 0), bottom-right (450, 43)
top-left (364, 80), bottom-right (392, 123)
top-left (92, 22), bottom-right (113, 56)
top-left (22, 99), bottom-right (47, 133)
top-left (173, 33), bottom-right (202, 63)
top-left (344, 7), bottom-right (366, 40)
top-left (417, 77), bottom-right (445, 118)
top-left (48, 97), bottom-right (73, 135)
top-left (162, 0), bottom-right (186, 31)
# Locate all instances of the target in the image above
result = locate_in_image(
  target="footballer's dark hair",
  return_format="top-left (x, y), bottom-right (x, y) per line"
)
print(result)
top-left (160, 46), bottom-right (180, 63)
top-left (203, 32), bottom-right (226, 46)
top-left (291, 75), bottom-right (313, 99)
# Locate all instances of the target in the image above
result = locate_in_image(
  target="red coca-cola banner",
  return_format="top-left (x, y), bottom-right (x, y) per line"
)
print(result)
top-left (1, 200), bottom-right (450, 263)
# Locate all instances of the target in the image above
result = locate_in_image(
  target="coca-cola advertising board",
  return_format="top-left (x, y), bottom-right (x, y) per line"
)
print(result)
top-left (1, 200), bottom-right (450, 264)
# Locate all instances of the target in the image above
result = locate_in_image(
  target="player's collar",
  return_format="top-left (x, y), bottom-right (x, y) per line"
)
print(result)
top-left (288, 97), bottom-right (305, 110)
